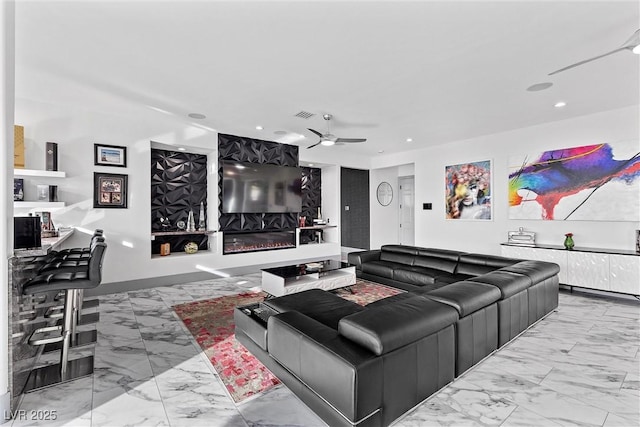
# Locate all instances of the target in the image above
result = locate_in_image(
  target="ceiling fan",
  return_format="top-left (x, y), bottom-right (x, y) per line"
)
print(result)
top-left (306, 114), bottom-right (367, 149)
top-left (549, 29), bottom-right (640, 75)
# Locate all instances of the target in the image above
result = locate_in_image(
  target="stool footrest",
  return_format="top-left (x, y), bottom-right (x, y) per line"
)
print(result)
top-left (23, 356), bottom-right (94, 393)
top-left (28, 326), bottom-right (63, 346)
top-left (43, 330), bottom-right (97, 353)
top-left (44, 306), bottom-right (64, 319)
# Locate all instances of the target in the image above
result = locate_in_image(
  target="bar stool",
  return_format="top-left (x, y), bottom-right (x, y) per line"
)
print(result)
top-left (21, 241), bottom-right (107, 392)
top-left (38, 235), bottom-right (106, 327)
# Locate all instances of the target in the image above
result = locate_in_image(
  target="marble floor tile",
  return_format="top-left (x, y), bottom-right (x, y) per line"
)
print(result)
top-left (11, 281), bottom-right (640, 427)
top-left (500, 406), bottom-right (563, 426)
top-left (12, 376), bottom-right (94, 427)
top-left (462, 369), bottom-right (609, 426)
top-left (91, 376), bottom-right (169, 427)
top-left (237, 385), bottom-right (326, 427)
top-left (395, 396), bottom-right (487, 427)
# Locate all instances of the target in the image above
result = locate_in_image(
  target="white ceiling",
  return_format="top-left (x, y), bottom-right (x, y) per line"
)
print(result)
top-left (14, 0), bottom-right (640, 157)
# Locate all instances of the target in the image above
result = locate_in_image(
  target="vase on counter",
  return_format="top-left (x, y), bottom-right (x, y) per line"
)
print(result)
top-left (186, 209), bottom-right (196, 232)
top-left (563, 233), bottom-right (574, 250)
top-left (198, 202), bottom-right (206, 230)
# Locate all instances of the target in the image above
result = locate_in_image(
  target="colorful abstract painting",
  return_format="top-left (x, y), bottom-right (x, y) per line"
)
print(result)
top-left (446, 160), bottom-right (492, 220)
top-left (508, 141), bottom-right (640, 221)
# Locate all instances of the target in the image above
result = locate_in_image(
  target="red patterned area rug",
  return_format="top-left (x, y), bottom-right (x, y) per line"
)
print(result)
top-left (173, 280), bottom-right (402, 403)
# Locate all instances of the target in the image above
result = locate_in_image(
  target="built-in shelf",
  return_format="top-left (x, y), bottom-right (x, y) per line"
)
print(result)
top-left (14, 201), bottom-right (66, 209)
top-left (14, 169), bottom-right (66, 178)
top-left (151, 249), bottom-right (213, 259)
top-left (299, 225), bottom-right (337, 230)
top-left (151, 230), bottom-right (217, 239)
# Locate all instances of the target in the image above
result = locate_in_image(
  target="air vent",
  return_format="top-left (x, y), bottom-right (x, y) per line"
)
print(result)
top-left (294, 111), bottom-right (315, 119)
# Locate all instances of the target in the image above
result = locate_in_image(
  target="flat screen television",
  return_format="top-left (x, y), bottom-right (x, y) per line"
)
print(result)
top-left (222, 160), bottom-right (302, 213)
top-left (14, 216), bottom-right (42, 250)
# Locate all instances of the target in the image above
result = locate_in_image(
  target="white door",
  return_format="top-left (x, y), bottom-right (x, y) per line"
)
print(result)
top-left (398, 176), bottom-right (415, 245)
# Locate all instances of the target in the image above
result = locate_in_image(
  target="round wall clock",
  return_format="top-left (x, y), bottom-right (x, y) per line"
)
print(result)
top-left (376, 182), bottom-right (393, 206)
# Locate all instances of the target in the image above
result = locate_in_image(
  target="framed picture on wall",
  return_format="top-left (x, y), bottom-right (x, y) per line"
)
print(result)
top-left (94, 143), bottom-right (127, 167)
top-left (93, 172), bottom-right (128, 208)
top-left (445, 159), bottom-right (492, 220)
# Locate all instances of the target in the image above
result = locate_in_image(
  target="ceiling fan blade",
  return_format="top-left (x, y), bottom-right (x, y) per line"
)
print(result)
top-left (335, 138), bottom-right (367, 143)
top-left (306, 141), bottom-right (322, 149)
top-left (548, 46), bottom-right (627, 76)
top-left (307, 128), bottom-right (323, 138)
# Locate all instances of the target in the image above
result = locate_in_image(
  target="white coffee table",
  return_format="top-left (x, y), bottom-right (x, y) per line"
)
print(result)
top-left (261, 260), bottom-right (356, 297)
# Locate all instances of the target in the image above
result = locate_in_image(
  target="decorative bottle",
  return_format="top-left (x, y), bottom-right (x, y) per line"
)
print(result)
top-left (187, 209), bottom-right (196, 232)
top-left (198, 202), bottom-right (206, 230)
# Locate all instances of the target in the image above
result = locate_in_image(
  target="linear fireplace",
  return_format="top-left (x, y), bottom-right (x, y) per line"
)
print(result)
top-left (223, 230), bottom-right (296, 254)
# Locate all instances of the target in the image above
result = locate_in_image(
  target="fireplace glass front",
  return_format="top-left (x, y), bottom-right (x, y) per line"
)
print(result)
top-left (223, 230), bottom-right (296, 254)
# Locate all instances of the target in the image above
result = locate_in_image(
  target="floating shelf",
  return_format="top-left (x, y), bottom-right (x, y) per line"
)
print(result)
top-left (151, 249), bottom-right (213, 259)
top-left (150, 230), bottom-right (217, 239)
top-left (14, 201), bottom-right (66, 209)
top-left (14, 169), bottom-right (66, 178)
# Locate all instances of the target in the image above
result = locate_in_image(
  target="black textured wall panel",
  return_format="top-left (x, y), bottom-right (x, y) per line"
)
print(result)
top-left (218, 133), bottom-right (307, 233)
top-left (300, 166), bottom-right (322, 244)
top-left (341, 167), bottom-right (370, 250)
top-left (150, 148), bottom-right (208, 254)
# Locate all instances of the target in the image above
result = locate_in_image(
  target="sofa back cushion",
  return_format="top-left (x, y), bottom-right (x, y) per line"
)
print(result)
top-left (338, 295), bottom-right (458, 355)
top-left (414, 248), bottom-right (463, 273)
top-left (455, 253), bottom-right (520, 276)
top-left (425, 281), bottom-right (501, 317)
top-left (379, 244), bottom-right (418, 265)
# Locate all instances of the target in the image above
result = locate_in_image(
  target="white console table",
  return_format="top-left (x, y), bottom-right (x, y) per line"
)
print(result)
top-left (501, 243), bottom-right (640, 296)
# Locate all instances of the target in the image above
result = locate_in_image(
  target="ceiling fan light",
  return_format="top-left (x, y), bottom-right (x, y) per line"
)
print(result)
top-left (320, 139), bottom-right (335, 146)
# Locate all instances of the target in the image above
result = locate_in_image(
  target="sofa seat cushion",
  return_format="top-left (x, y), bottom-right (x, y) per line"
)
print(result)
top-left (263, 289), bottom-right (363, 330)
top-left (393, 266), bottom-right (445, 286)
top-left (338, 295), bottom-right (458, 355)
top-left (364, 292), bottom-right (414, 309)
top-left (500, 261), bottom-right (561, 285)
top-left (361, 260), bottom-right (402, 279)
top-left (469, 270), bottom-right (531, 299)
top-left (455, 253), bottom-right (521, 276)
top-left (433, 273), bottom-right (474, 286)
top-left (425, 281), bottom-right (501, 317)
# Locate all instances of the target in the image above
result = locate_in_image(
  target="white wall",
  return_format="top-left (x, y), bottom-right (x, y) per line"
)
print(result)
top-left (370, 166), bottom-right (400, 248)
top-left (15, 98), bottom-right (341, 285)
top-left (371, 106), bottom-right (640, 254)
top-left (369, 163), bottom-right (416, 249)
top-left (1, 0), bottom-right (15, 419)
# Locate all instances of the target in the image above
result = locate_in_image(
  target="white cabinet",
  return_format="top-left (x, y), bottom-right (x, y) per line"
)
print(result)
top-left (501, 245), bottom-right (568, 284)
top-left (501, 244), bottom-right (639, 296)
top-left (609, 254), bottom-right (640, 295)
top-left (567, 251), bottom-right (610, 291)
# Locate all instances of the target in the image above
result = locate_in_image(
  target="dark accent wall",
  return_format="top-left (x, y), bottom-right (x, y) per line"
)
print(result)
top-left (341, 167), bottom-right (370, 250)
top-left (150, 148), bottom-right (208, 254)
top-left (300, 166), bottom-right (322, 244)
top-left (218, 134), bottom-right (320, 236)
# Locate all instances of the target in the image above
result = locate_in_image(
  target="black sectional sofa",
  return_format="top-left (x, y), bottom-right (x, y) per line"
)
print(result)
top-left (234, 245), bottom-right (560, 427)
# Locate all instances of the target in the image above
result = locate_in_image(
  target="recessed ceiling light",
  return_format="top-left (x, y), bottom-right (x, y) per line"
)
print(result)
top-left (177, 147), bottom-right (186, 151)
top-left (378, 150), bottom-right (384, 153)
top-left (256, 125), bottom-right (263, 130)
top-left (308, 163), bottom-right (314, 167)
top-left (554, 101), bottom-right (567, 108)
top-left (188, 113), bottom-right (206, 119)
top-left (406, 138), bottom-right (413, 143)
top-left (526, 82), bottom-right (553, 92)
